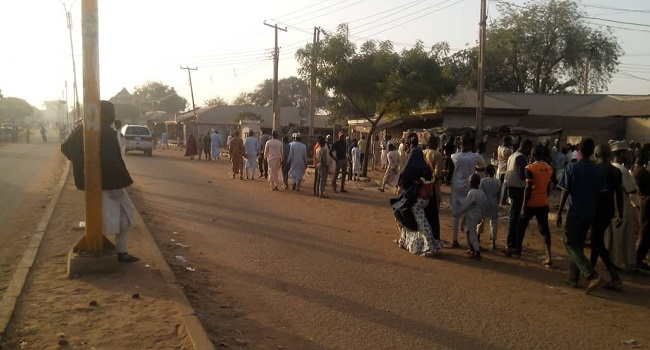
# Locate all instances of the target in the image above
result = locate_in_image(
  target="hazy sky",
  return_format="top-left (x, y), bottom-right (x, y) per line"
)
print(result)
top-left (1, 0), bottom-right (649, 111)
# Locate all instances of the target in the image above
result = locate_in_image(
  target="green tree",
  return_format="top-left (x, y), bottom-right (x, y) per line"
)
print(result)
top-left (0, 97), bottom-right (35, 121)
top-left (450, 0), bottom-right (621, 93)
top-left (204, 96), bottom-right (229, 107)
top-left (234, 111), bottom-right (263, 123)
top-left (296, 24), bottom-right (456, 176)
top-left (243, 76), bottom-right (326, 108)
top-left (133, 81), bottom-right (188, 115)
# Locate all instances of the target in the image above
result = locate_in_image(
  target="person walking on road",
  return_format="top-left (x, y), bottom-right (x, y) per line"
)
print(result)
top-left (244, 130), bottom-right (259, 180)
top-left (454, 173), bottom-right (487, 260)
top-left (450, 134), bottom-right (485, 249)
top-left (557, 138), bottom-right (607, 293)
top-left (479, 165), bottom-right (501, 249)
top-left (61, 100), bottom-right (139, 262)
top-left (378, 143), bottom-right (399, 193)
top-left (423, 136), bottom-right (444, 208)
top-left (351, 140), bottom-right (361, 181)
top-left (258, 133), bottom-right (272, 179)
top-left (330, 131), bottom-right (349, 193)
top-left (314, 137), bottom-right (329, 198)
top-left (281, 136), bottom-right (291, 189)
top-left (184, 132), bottom-right (198, 160)
top-left (229, 132), bottom-right (245, 179)
top-left (202, 131), bottom-right (212, 161)
top-left (512, 144), bottom-right (554, 266)
top-left (288, 133), bottom-right (307, 191)
top-left (497, 136), bottom-right (514, 205)
top-left (589, 144), bottom-right (624, 288)
top-left (161, 130), bottom-right (169, 150)
top-left (503, 139), bottom-right (533, 257)
top-left (210, 130), bottom-right (222, 160)
top-left (264, 131), bottom-right (283, 191)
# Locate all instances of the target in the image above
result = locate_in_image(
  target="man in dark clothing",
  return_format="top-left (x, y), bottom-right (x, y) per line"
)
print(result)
top-left (590, 144), bottom-right (624, 288)
top-left (503, 139), bottom-right (533, 257)
top-left (60, 100), bottom-right (139, 262)
top-left (557, 138), bottom-right (606, 293)
top-left (330, 131), bottom-right (349, 193)
top-left (633, 144), bottom-right (650, 272)
top-left (203, 131), bottom-right (212, 160)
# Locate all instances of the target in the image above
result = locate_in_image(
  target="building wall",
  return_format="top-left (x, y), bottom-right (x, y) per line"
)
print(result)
top-left (519, 116), bottom-right (625, 145)
top-left (625, 117), bottom-right (650, 143)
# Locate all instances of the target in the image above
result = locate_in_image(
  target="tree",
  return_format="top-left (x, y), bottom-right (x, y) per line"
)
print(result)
top-left (241, 76), bottom-right (327, 108)
top-left (296, 24), bottom-right (456, 176)
top-left (0, 97), bottom-right (35, 121)
top-left (133, 81), bottom-right (188, 115)
top-left (449, 0), bottom-right (621, 93)
top-left (204, 96), bottom-right (229, 107)
top-left (234, 111), bottom-right (263, 123)
top-left (113, 103), bottom-right (140, 123)
top-left (232, 92), bottom-right (253, 105)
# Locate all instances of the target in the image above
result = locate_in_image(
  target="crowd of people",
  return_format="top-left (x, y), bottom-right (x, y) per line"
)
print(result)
top-left (390, 131), bottom-right (650, 294)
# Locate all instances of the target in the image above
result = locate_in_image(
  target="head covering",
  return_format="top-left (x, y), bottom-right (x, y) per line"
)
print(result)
top-left (610, 140), bottom-right (629, 152)
top-left (291, 133), bottom-right (298, 138)
top-left (338, 131), bottom-right (345, 137)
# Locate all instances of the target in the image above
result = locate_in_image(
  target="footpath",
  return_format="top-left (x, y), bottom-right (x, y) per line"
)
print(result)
top-left (0, 168), bottom-right (214, 350)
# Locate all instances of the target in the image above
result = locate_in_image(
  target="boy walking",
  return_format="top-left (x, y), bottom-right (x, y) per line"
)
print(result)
top-left (479, 165), bottom-right (501, 249)
top-left (455, 174), bottom-right (487, 260)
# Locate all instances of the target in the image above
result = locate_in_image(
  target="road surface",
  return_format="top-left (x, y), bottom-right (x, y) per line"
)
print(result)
top-left (125, 149), bottom-right (650, 350)
top-left (0, 138), bottom-right (65, 300)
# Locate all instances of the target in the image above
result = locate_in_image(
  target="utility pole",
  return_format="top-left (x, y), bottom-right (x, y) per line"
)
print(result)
top-left (309, 26), bottom-right (322, 136)
top-left (264, 21), bottom-right (287, 132)
top-left (475, 0), bottom-right (487, 148)
top-left (62, 1), bottom-right (80, 122)
top-left (64, 80), bottom-right (69, 129)
top-left (583, 58), bottom-right (590, 94)
top-left (180, 66), bottom-right (198, 119)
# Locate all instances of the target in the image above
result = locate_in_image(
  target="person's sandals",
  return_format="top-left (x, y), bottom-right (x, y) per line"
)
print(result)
top-left (586, 276), bottom-right (605, 294)
top-left (117, 253), bottom-right (139, 263)
top-left (469, 252), bottom-right (482, 261)
top-left (450, 241), bottom-right (460, 249)
top-left (542, 259), bottom-right (554, 268)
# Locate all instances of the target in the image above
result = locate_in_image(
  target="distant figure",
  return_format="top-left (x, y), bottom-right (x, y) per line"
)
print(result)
top-left (25, 127), bottom-right (31, 143)
top-left (244, 130), bottom-right (259, 179)
top-left (479, 164), bottom-right (501, 250)
top-left (313, 136), bottom-right (329, 198)
top-left (184, 132), bottom-right (198, 160)
top-left (197, 133), bottom-right (205, 160)
top-left (288, 133), bottom-right (307, 191)
top-left (378, 143), bottom-right (399, 193)
top-left (211, 131), bottom-right (222, 160)
top-left (455, 174), bottom-right (487, 261)
top-left (203, 131), bottom-right (212, 160)
top-left (40, 125), bottom-right (47, 143)
top-left (281, 136), bottom-right (291, 189)
top-left (229, 132), bottom-right (245, 179)
top-left (264, 131), bottom-right (283, 191)
top-left (351, 140), bottom-right (361, 181)
top-left (161, 130), bottom-right (169, 150)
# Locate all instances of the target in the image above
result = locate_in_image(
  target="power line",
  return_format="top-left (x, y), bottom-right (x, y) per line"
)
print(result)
top-left (584, 16), bottom-right (650, 28)
top-left (293, 0), bottom-right (370, 26)
top-left (276, 0), bottom-right (353, 24)
top-left (582, 4), bottom-right (650, 14)
top-left (586, 21), bottom-right (650, 33)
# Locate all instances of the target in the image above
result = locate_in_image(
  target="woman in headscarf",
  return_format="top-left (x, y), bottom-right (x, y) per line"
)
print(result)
top-left (184, 132), bottom-right (198, 160)
top-left (390, 133), bottom-right (442, 257)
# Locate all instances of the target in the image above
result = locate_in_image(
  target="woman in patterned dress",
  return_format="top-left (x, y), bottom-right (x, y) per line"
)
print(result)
top-left (390, 133), bottom-right (443, 257)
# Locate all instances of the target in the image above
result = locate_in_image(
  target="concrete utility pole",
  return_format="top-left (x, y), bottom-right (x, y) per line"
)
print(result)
top-left (264, 21), bottom-right (287, 132)
top-left (61, 1), bottom-right (80, 122)
top-left (180, 66), bottom-right (198, 119)
top-left (475, 0), bottom-right (487, 148)
top-left (309, 26), bottom-right (322, 136)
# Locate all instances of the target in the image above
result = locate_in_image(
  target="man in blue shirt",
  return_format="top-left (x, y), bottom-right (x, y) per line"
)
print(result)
top-left (557, 138), bottom-right (607, 293)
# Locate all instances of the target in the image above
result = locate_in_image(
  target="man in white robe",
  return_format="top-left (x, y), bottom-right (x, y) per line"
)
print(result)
top-left (288, 133), bottom-right (307, 191)
top-left (264, 131), bottom-right (283, 191)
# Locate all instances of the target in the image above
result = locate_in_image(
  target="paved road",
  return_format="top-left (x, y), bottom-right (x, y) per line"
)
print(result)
top-left (0, 138), bottom-right (65, 298)
top-left (125, 150), bottom-right (650, 350)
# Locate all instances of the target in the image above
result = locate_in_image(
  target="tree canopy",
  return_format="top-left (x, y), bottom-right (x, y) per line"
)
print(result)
top-left (204, 96), bottom-right (229, 107)
top-left (296, 24), bottom-right (456, 175)
top-left (133, 81), bottom-right (188, 115)
top-left (113, 103), bottom-right (140, 123)
top-left (0, 96), bottom-right (35, 121)
top-left (448, 0), bottom-right (621, 93)
top-left (232, 76), bottom-right (326, 108)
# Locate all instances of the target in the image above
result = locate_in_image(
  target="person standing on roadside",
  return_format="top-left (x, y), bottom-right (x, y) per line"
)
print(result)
top-left (503, 139), bottom-right (533, 257)
top-left (288, 133), bottom-right (307, 191)
top-left (161, 130), bottom-right (169, 150)
top-left (497, 136), bottom-right (514, 205)
top-left (358, 134), bottom-right (366, 169)
top-left (264, 131), bottom-right (283, 191)
top-left (512, 144), bottom-right (554, 266)
top-left (258, 133), bottom-right (272, 179)
top-left (633, 144), bottom-right (650, 272)
top-left (244, 130), bottom-right (259, 180)
top-left (314, 137), bottom-right (329, 198)
top-left (211, 130), bottom-right (222, 160)
top-left (479, 165), bottom-right (501, 249)
top-left (203, 131), bottom-right (212, 160)
top-left (330, 131), bottom-right (349, 193)
top-left (557, 138), bottom-right (607, 293)
top-left (228, 132), bottom-right (245, 179)
top-left (423, 135), bottom-right (444, 209)
top-left (61, 100), bottom-right (139, 262)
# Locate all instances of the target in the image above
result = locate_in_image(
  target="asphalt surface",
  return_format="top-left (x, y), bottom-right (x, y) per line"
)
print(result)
top-left (0, 137), bottom-right (65, 300)
top-left (125, 149), bottom-right (650, 350)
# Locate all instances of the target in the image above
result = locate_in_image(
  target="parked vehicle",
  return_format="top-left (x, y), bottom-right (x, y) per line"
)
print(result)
top-left (120, 125), bottom-right (153, 156)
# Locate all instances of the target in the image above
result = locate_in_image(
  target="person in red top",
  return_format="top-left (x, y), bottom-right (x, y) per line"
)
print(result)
top-left (517, 144), bottom-right (554, 267)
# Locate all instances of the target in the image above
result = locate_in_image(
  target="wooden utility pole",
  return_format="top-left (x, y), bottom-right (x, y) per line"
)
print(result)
top-left (61, 2), bottom-right (81, 122)
top-left (475, 0), bottom-right (487, 148)
top-left (180, 66), bottom-right (198, 119)
top-left (583, 58), bottom-right (590, 94)
top-left (264, 21), bottom-right (287, 132)
top-left (309, 26), bottom-right (321, 136)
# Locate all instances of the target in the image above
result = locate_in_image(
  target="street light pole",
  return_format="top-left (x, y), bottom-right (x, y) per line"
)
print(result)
top-left (61, 1), bottom-right (81, 122)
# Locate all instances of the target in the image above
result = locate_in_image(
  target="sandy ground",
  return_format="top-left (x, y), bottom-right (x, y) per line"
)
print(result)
top-left (120, 149), bottom-right (649, 350)
top-left (1, 168), bottom-right (193, 349)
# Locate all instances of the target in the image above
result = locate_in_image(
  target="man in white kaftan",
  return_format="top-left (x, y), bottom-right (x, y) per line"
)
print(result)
top-left (288, 133), bottom-right (307, 191)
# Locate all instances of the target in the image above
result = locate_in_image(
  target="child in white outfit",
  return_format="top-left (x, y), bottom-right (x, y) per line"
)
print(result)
top-left (479, 165), bottom-right (501, 249)
top-left (455, 173), bottom-right (487, 260)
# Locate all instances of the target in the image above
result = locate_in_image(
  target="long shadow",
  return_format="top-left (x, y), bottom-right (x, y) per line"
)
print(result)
top-left (218, 264), bottom-right (508, 350)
